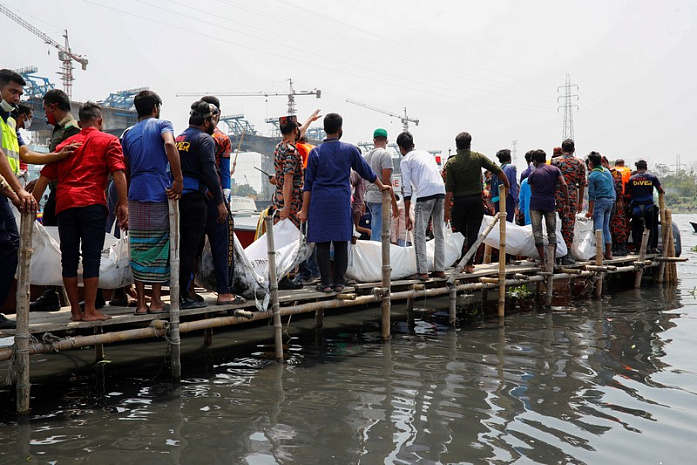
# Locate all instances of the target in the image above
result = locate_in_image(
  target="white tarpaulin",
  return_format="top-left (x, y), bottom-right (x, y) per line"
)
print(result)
top-left (478, 214), bottom-right (567, 258)
top-left (346, 227), bottom-right (465, 282)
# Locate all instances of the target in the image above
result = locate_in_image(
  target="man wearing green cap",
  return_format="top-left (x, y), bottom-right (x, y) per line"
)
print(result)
top-left (363, 128), bottom-right (399, 241)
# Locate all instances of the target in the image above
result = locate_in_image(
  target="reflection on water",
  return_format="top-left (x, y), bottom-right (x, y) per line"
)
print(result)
top-left (1, 217), bottom-right (697, 464)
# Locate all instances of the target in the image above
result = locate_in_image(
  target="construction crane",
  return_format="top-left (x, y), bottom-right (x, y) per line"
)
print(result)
top-left (177, 78), bottom-right (321, 116)
top-left (346, 99), bottom-right (419, 133)
top-left (0, 4), bottom-right (88, 98)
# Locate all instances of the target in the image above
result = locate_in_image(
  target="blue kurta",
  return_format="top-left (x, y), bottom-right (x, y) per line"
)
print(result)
top-left (304, 139), bottom-right (377, 243)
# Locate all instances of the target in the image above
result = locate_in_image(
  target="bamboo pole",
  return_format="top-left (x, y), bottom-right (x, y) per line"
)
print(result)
top-left (665, 210), bottom-right (677, 283)
top-left (498, 186), bottom-right (507, 324)
top-left (483, 245), bottom-right (492, 264)
top-left (15, 211), bottom-right (35, 414)
top-left (447, 214), bottom-right (500, 285)
top-left (634, 228), bottom-right (650, 288)
top-left (546, 244), bottom-right (554, 305)
top-left (265, 215), bottom-right (283, 362)
top-left (594, 230), bottom-right (603, 297)
top-left (449, 286), bottom-right (457, 326)
top-left (168, 199), bottom-right (182, 379)
top-left (381, 189), bottom-right (392, 341)
top-left (659, 192), bottom-right (667, 253)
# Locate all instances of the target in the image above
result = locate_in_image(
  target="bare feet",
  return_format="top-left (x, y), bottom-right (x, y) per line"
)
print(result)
top-left (134, 305), bottom-right (149, 315)
top-left (82, 309), bottom-right (112, 321)
top-left (70, 313), bottom-right (82, 322)
top-left (464, 265), bottom-right (475, 274)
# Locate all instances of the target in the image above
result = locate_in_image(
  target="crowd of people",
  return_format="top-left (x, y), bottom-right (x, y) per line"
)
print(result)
top-left (0, 67), bottom-right (666, 328)
top-left (0, 69), bottom-right (246, 328)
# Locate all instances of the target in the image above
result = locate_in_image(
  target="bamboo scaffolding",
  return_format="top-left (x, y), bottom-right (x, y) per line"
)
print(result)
top-left (265, 215), bottom-right (283, 362)
top-left (381, 189), bottom-right (392, 340)
top-left (15, 211), bottom-right (34, 414)
top-left (0, 260), bottom-right (664, 364)
top-left (634, 229), bottom-right (650, 288)
top-left (168, 199), bottom-right (182, 379)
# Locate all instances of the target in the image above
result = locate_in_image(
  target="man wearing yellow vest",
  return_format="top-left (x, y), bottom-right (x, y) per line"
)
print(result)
top-left (0, 69), bottom-right (38, 329)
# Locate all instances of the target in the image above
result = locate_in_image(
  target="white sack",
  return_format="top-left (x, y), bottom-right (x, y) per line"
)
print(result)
top-left (14, 210), bottom-right (133, 289)
top-left (346, 226), bottom-right (465, 282)
top-left (571, 214), bottom-right (596, 261)
top-left (478, 214), bottom-right (567, 259)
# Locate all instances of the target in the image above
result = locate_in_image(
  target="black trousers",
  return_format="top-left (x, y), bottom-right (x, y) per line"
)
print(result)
top-left (0, 196), bottom-right (19, 306)
top-left (202, 196), bottom-right (233, 294)
top-left (316, 241), bottom-right (348, 287)
top-left (631, 203), bottom-right (659, 249)
top-left (180, 193), bottom-right (207, 294)
top-left (57, 205), bottom-right (107, 279)
top-left (452, 194), bottom-right (484, 265)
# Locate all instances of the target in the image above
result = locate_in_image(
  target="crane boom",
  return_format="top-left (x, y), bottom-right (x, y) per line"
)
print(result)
top-left (346, 99), bottom-right (419, 132)
top-left (177, 78), bottom-right (320, 115)
top-left (0, 4), bottom-right (88, 98)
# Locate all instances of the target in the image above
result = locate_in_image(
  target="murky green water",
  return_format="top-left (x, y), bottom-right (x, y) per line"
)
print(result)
top-left (1, 216), bottom-right (696, 464)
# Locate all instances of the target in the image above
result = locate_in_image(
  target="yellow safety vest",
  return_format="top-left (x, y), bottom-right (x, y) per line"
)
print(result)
top-left (0, 115), bottom-right (20, 176)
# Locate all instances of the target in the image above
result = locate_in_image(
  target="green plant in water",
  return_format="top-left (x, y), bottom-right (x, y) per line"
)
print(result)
top-left (690, 245), bottom-right (697, 252)
top-left (507, 285), bottom-right (533, 300)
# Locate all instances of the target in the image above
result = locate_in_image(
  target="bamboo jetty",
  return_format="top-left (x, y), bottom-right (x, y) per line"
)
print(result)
top-left (1, 189), bottom-right (684, 414)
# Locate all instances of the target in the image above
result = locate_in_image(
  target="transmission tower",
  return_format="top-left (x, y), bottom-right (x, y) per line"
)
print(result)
top-left (557, 73), bottom-right (579, 141)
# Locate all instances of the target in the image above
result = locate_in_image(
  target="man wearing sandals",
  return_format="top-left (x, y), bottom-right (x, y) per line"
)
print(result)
top-left (298, 113), bottom-right (390, 293)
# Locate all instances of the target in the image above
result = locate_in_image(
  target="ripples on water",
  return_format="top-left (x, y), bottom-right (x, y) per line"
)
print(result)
top-left (1, 218), bottom-right (697, 464)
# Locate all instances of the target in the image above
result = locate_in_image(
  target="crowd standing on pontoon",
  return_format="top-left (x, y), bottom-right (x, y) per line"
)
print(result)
top-left (0, 68), bottom-right (665, 326)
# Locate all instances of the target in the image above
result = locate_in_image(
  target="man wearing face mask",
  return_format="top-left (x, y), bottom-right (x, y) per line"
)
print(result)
top-left (29, 89), bottom-right (82, 313)
top-left (174, 100), bottom-right (227, 309)
top-left (13, 102), bottom-right (79, 169)
top-left (31, 102), bottom-right (128, 322)
top-left (0, 69), bottom-right (37, 329)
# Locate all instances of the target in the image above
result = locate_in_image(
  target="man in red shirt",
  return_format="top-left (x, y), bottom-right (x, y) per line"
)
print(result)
top-left (32, 102), bottom-right (128, 321)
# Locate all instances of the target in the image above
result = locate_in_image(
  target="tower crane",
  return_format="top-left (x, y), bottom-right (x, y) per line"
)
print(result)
top-left (0, 4), bottom-right (88, 98)
top-left (177, 78), bottom-right (321, 116)
top-left (346, 99), bottom-right (419, 133)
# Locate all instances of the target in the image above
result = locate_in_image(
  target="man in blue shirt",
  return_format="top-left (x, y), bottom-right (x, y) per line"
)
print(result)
top-left (585, 152), bottom-right (616, 260)
top-left (626, 159), bottom-right (664, 254)
top-left (491, 148), bottom-right (518, 223)
top-left (122, 90), bottom-right (183, 314)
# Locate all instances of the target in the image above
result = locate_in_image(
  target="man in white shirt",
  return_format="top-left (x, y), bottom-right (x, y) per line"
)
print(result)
top-left (397, 132), bottom-right (446, 280)
top-left (364, 128), bottom-right (399, 241)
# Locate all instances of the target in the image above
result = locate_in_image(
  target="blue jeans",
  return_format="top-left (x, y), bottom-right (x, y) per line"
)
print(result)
top-left (367, 202), bottom-right (382, 242)
top-left (593, 197), bottom-right (614, 251)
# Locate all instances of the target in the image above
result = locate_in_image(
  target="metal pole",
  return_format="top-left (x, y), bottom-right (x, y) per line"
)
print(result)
top-left (15, 211), bottom-right (34, 414)
top-left (381, 189), bottom-right (392, 341)
top-left (497, 186), bottom-right (507, 325)
top-left (168, 199), bottom-right (182, 379)
top-left (265, 215), bottom-right (283, 361)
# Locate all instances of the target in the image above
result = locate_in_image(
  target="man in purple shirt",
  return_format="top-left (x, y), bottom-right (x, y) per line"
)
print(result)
top-left (527, 150), bottom-right (568, 268)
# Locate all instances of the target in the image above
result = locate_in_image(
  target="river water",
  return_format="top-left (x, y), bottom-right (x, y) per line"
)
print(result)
top-left (1, 215), bottom-right (696, 464)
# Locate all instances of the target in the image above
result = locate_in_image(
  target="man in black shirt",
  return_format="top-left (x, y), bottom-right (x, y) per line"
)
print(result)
top-left (175, 101), bottom-right (227, 309)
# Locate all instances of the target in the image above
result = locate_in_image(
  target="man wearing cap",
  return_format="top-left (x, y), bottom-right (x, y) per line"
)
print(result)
top-left (363, 128), bottom-right (399, 241)
top-left (626, 160), bottom-right (664, 254)
top-left (174, 100), bottom-right (227, 309)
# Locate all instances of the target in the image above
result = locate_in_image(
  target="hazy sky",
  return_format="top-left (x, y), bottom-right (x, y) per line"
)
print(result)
top-left (4, 0), bottom-right (696, 176)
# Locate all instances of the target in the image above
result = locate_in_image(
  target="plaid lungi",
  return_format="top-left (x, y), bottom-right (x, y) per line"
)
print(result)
top-left (128, 200), bottom-right (170, 283)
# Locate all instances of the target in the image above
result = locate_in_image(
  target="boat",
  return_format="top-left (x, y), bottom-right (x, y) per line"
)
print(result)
top-left (230, 196), bottom-right (261, 248)
top-left (690, 222), bottom-right (697, 233)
